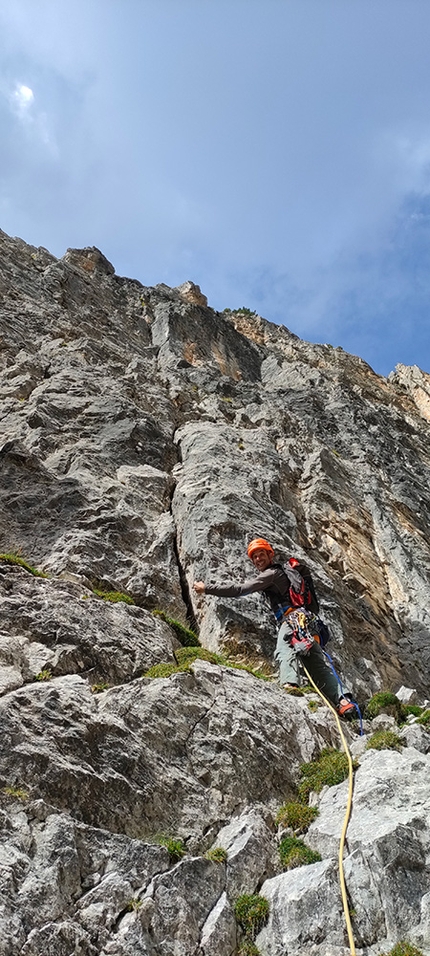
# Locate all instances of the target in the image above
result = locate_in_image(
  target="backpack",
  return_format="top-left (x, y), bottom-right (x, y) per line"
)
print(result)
top-left (281, 561), bottom-right (332, 647)
top-left (281, 558), bottom-right (320, 615)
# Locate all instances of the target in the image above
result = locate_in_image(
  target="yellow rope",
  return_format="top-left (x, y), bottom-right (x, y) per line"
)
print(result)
top-left (302, 663), bottom-right (356, 956)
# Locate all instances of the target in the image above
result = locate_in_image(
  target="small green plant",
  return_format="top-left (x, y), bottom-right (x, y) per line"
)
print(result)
top-left (402, 704), bottom-right (423, 719)
top-left (417, 709), bottom-right (430, 726)
top-left (225, 659), bottom-right (272, 681)
top-left (157, 836), bottom-right (186, 861)
top-left (144, 646), bottom-right (271, 681)
top-left (366, 730), bottom-right (404, 752)
top-left (2, 786), bottom-right (29, 801)
top-left (144, 647), bottom-right (220, 679)
top-left (0, 553), bottom-right (48, 578)
top-left (35, 669), bottom-right (52, 682)
top-left (236, 307), bottom-right (258, 317)
top-left (307, 699), bottom-right (319, 712)
top-left (222, 306), bottom-right (257, 318)
top-left (176, 646), bottom-right (271, 680)
top-left (298, 748), bottom-right (352, 803)
top-left (238, 942), bottom-right (261, 956)
top-left (365, 692), bottom-right (402, 720)
top-left (205, 846), bottom-right (228, 864)
top-left (383, 943), bottom-right (425, 956)
top-left (126, 898), bottom-right (142, 912)
top-left (92, 588), bottom-right (134, 605)
top-left (275, 802), bottom-right (319, 833)
top-left (279, 835), bottom-right (321, 869)
top-left (284, 685), bottom-right (304, 696)
top-left (234, 894), bottom-right (270, 940)
top-left (91, 682), bottom-right (110, 694)
top-left (144, 661), bottom-right (180, 679)
top-left (152, 610), bottom-right (200, 647)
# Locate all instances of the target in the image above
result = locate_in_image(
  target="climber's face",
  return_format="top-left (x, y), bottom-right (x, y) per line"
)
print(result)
top-left (250, 549), bottom-right (273, 572)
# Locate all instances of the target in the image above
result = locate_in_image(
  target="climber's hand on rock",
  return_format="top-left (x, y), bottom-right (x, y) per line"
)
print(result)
top-left (193, 581), bottom-right (206, 594)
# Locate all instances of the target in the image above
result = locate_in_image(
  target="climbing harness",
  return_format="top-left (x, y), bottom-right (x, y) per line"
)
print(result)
top-left (301, 662), bottom-right (358, 956)
top-left (289, 609), bottom-right (315, 655)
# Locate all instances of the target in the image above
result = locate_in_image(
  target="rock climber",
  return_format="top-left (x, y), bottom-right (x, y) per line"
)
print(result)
top-left (193, 537), bottom-right (355, 718)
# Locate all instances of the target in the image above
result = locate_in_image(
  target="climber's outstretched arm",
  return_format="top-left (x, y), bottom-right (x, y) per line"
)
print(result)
top-left (192, 568), bottom-right (276, 599)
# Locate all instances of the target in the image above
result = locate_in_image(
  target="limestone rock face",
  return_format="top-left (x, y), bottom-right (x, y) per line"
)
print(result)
top-left (258, 746), bottom-right (430, 956)
top-left (1, 228), bottom-right (430, 954)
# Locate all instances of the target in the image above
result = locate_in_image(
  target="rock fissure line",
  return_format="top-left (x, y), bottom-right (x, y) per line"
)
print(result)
top-left (168, 479), bottom-right (198, 633)
top-left (184, 695), bottom-right (218, 747)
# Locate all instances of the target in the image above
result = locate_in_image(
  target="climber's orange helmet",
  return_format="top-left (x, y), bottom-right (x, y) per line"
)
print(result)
top-left (247, 538), bottom-right (275, 560)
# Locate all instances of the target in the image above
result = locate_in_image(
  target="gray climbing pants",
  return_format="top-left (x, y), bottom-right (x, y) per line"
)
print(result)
top-left (275, 619), bottom-right (341, 707)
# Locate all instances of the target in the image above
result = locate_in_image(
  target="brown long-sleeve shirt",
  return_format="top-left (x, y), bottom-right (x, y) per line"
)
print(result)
top-left (205, 564), bottom-right (293, 618)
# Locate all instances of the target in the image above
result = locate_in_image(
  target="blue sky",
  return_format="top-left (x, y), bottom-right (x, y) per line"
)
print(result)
top-left (1, 0), bottom-right (430, 375)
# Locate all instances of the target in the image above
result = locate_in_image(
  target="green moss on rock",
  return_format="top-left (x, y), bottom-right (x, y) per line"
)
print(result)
top-left (0, 553), bottom-right (48, 578)
top-left (275, 802), bottom-right (319, 833)
top-left (279, 835), bottom-right (321, 869)
top-left (365, 692), bottom-right (402, 720)
top-left (298, 748), bottom-right (351, 803)
top-left (366, 730), bottom-right (404, 752)
top-left (383, 942), bottom-right (425, 956)
top-left (152, 610), bottom-right (200, 647)
top-left (234, 894), bottom-right (270, 939)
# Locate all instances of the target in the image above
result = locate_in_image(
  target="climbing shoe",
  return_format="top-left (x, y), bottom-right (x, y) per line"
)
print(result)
top-left (337, 699), bottom-right (355, 719)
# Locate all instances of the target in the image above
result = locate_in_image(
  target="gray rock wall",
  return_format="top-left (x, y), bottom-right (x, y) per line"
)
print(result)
top-left (1, 229), bottom-right (430, 954)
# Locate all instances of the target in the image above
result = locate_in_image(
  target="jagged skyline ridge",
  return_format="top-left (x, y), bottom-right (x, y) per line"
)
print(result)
top-left (1, 0), bottom-right (430, 375)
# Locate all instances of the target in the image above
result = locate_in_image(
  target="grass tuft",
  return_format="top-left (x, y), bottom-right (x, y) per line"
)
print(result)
top-left (238, 942), bottom-right (261, 956)
top-left (144, 645), bottom-right (271, 681)
top-left (284, 685), bottom-right (305, 696)
top-left (382, 943), bottom-right (425, 956)
top-left (417, 709), bottom-right (430, 726)
top-left (91, 682), bottom-right (110, 694)
top-left (298, 748), bottom-right (352, 803)
top-left (152, 610), bottom-right (200, 647)
top-left (275, 802), bottom-right (319, 833)
top-left (93, 588), bottom-right (134, 605)
top-left (2, 786), bottom-right (29, 801)
top-left (0, 553), bottom-right (48, 578)
top-left (126, 898), bottom-right (142, 912)
top-left (156, 836), bottom-right (186, 861)
top-left (366, 730), bottom-right (404, 752)
top-left (144, 662), bottom-right (181, 679)
top-left (35, 669), bottom-right (52, 682)
top-left (205, 846), bottom-right (228, 864)
top-left (234, 894), bottom-right (270, 940)
top-left (402, 704), bottom-right (423, 718)
top-left (365, 691), bottom-right (402, 720)
top-left (279, 835), bottom-right (321, 869)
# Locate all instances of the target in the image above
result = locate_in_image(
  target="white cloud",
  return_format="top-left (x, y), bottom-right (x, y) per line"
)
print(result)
top-left (12, 82), bottom-right (34, 116)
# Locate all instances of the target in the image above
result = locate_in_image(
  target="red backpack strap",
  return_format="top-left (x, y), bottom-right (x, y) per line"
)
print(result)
top-left (282, 562), bottom-right (306, 608)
